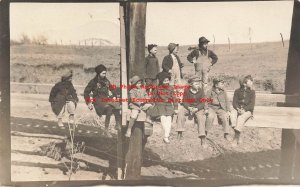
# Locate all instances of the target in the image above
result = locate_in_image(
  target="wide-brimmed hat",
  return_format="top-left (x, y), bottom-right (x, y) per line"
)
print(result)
top-left (95, 64), bottom-right (107, 74)
top-left (188, 75), bottom-right (202, 84)
top-left (167, 43), bottom-right (179, 53)
top-left (130, 75), bottom-right (142, 85)
top-left (198, 36), bottom-right (210, 44)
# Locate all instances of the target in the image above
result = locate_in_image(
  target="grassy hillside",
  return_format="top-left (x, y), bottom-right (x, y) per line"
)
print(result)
top-left (10, 41), bottom-right (289, 92)
top-left (10, 45), bottom-right (120, 86)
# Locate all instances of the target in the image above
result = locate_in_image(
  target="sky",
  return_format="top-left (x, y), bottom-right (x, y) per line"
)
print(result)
top-left (146, 1), bottom-right (294, 45)
top-left (10, 3), bottom-right (120, 45)
top-left (10, 2), bottom-right (294, 45)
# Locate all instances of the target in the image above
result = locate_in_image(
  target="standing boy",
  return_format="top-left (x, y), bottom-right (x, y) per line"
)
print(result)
top-left (187, 36), bottom-right (218, 88)
top-left (145, 44), bottom-right (160, 92)
top-left (162, 43), bottom-right (184, 86)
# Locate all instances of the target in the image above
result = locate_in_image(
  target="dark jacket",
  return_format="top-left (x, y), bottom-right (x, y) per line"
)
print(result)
top-left (84, 76), bottom-right (118, 115)
top-left (162, 54), bottom-right (184, 79)
top-left (232, 87), bottom-right (256, 113)
top-left (182, 88), bottom-right (206, 111)
top-left (49, 80), bottom-right (79, 115)
top-left (187, 48), bottom-right (218, 65)
top-left (145, 54), bottom-right (160, 79)
top-left (206, 87), bottom-right (231, 112)
top-left (147, 85), bottom-right (178, 117)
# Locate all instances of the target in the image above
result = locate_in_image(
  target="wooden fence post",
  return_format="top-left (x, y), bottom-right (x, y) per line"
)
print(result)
top-left (280, 0), bottom-right (300, 182)
top-left (123, 2), bottom-right (147, 180)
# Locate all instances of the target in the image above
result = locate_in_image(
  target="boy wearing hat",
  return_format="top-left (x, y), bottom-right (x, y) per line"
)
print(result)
top-left (176, 75), bottom-right (207, 142)
top-left (84, 64), bottom-right (121, 137)
top-left (49, 70), bottom-right (79, 127)
top-left (230, 75), bottom-right (256, 146)
top-left (187, 36), bottom-right (218, 88)
top-left (145, 44), bottom-right (160, 92)
top-left (205, 78), bottom-right (231, 144)
top-left (126, 75), bottom-right (153, 137)
top-left (162, 43), bottom-right (184, 86)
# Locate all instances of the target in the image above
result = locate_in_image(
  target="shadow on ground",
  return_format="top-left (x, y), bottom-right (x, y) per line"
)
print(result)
top-left (11, 116), bottom-right (118, 179)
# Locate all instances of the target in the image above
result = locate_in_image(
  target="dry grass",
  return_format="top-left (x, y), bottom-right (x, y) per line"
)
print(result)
top-left (10, 44), bottom-right (120, 85)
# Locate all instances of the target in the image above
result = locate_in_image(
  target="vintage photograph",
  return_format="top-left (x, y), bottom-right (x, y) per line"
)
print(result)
top-left (10, 3), bottom-right (121, 181)
top-left (120, 1), bottom-right (300, 180)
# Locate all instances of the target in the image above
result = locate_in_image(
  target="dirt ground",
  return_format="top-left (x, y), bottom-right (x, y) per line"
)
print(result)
top-left (11, 93), bottom-right (201, 181)
top-left (11, 93), bottom-right (283, 181)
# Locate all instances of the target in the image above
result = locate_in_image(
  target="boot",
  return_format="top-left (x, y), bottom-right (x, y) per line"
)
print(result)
top-left (232, 130), bottom-right (240, 147)
top-left (200, 136), bottom-right (208, 148)
top-left (177, 131), bottom-right (183, 140)
top-left (163, 137), bottom-right (170, 144)
top-left (125, 118), bottom-right (135, 138)
top-left (224, 133), bottom-right (230, 141)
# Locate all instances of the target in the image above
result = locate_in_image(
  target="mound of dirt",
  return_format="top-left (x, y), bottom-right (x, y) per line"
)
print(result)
top-left (146, 119), bottom-right (281, 163)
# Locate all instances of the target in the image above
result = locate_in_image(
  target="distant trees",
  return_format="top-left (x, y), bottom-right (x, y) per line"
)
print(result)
top-left (10, 33), bottom-right (48, 45)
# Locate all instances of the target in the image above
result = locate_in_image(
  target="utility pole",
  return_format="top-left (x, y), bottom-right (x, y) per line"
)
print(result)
top-left (123, 2), bottom-right (147, 180)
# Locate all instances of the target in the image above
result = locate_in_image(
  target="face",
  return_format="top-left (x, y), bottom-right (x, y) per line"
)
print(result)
top-left (200, 43), bottom-right (208, 49)
top-left (172, 46), bottom-right (179, 54)
top-left (162, 78), bottom-right (170, 85)
top-left (216, 81), bottom-right (225, 90)
top-left (135, 81), bottom-right (142, 88)
top-left (245, 79), bottom-right (253, 88)
top-left (150, 47), bottom-right (158, 55)
top-left (191, 81), bottom-right (201, 90)
top-left (99, 71), bottom-right (107, 78)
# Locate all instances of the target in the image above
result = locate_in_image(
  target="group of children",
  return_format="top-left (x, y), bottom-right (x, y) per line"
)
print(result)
top-left (48, 36), bottom-right (256, 147)
top-left (125, 37), bottom-right (256, 147)
top-left (49, 64), bottom-right (121, 137)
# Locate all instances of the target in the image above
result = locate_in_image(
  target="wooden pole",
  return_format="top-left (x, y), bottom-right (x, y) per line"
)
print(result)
top-left (0, 0), bottom-right (11, 184)
top-left (124, 2), bottom-right (147, 180)
top-left (280, 1), bottom-right (300, 181)
top-left (117, 3), bottom-right (128, 180)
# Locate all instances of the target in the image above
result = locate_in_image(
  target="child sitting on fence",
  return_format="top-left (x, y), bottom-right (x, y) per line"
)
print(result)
top-left (147, 72), bottom-right (178, 144)
top-left (230, 75), bottom-right (256, 146)
top-left (126, 75), bottom-right (153, 138)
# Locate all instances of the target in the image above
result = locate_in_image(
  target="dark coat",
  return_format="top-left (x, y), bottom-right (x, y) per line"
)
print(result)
top-left (162, 54), bottom-right (184, 79)
top-left (147, 85), bottom-right (178, 117)
top-left (49, 80), bottom-right (79, 116)
top-left (206, 87), bottom-right (231, 112)
top-left (145, 54), bottom-right (160, 79)
top-left (232, 87), bottom-right (256, 114)
top-left (182, 88), bottom-right (206, 111)
top-left (84, 76), bottom-right (119, 116)
top-left (187, 48), bottom-right (218, 65)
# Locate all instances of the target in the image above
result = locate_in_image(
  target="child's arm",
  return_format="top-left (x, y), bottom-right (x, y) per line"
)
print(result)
top-left (187, 49), bottom-right (199, 63)
top-left (232, 89), bottom-right (239, 111)
top-left (49, 84), bottom-right (58, 103)
top-left (84, 79), bottom-right (95, 105)
top-left (244, 90), bottom-right (256, 112)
